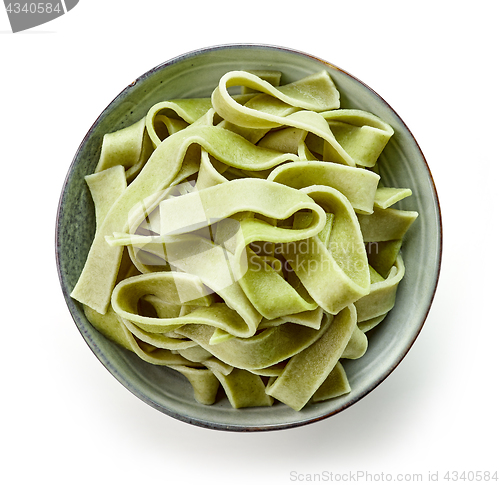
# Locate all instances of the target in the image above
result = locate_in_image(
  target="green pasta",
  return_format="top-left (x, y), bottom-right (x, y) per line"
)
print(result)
top-left (71, 69), bottom-right (418, 411)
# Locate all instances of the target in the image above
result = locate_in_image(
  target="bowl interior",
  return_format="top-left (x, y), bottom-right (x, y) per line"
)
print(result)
top-left (56, 44), bottom-right (441, 431)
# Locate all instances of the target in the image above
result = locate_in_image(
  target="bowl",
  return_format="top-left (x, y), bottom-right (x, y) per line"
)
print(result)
top-left (56, 44), bottom-right (442, 431)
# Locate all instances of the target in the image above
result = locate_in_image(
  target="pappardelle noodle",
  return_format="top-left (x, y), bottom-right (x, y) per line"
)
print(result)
top-left (71, 70), bottom-right (418, 411)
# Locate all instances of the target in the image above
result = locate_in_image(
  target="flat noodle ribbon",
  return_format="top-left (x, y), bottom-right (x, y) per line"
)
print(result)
top-left (176, 313), bottom-right (332, 371)
top-left (213, 72), bottom-right (356, 166)
top-left (145, 98), bottom-right (213, 148)
top-left (322, 109), bottom-right (394, 167)
top-left (355, 255), bottom-right (405, 323)
top-left (268, 160), bottom-right (380, 214)
top-left (266, 304), bottom-right (357, 411)
top-left (279, 186), bottom-right (370, 315)
top-left (212, 70), bottom-right (340, 129)
top-left (95, 118), bottom-right (154, 181)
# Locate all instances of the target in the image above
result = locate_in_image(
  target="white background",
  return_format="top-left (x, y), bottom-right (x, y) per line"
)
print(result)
top-left (1, 1), bottom-right (498, 483)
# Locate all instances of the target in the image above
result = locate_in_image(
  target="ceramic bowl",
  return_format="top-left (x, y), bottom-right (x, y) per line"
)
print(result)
top-left (56, 44), bottom-right (442, 431)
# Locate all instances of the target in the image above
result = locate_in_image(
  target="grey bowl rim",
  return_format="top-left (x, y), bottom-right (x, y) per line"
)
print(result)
top-left (55, 43), bottom-right (443, 432)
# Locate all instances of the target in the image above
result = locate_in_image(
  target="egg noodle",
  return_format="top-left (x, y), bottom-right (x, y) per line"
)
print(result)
top-left (71, 70), bottom-right (418, 410)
